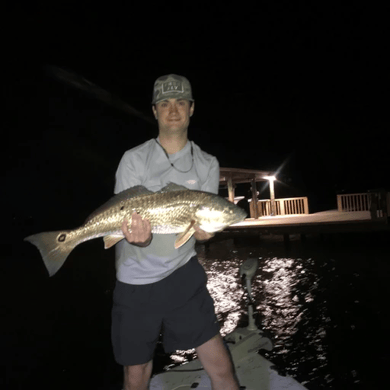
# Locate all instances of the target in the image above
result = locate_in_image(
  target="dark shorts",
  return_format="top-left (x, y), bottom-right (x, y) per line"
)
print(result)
top-left (111, 256), bottom-right (220, 366)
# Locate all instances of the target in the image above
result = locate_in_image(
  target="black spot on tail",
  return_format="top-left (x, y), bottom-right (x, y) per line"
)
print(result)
top-left (58, 234), bottom-right (66, 242)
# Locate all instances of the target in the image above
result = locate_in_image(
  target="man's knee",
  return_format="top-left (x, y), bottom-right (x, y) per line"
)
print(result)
top-left (124, 360), bottom-right (153, 389)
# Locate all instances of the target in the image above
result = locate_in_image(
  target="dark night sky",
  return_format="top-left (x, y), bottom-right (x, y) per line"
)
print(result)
top-left (4, 3), bottom-right (389, 236)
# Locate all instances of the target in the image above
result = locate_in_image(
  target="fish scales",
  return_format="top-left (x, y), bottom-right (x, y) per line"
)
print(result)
top-left (84, 190), bottom-right (205, 235)
top-left (24, 183), bottom-right (247, 276)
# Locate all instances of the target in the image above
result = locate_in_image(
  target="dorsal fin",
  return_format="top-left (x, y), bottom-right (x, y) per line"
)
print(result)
top-left (85, 185), bottom-right (154, 221)
top-left (159, 183), bottom-right (188, 193)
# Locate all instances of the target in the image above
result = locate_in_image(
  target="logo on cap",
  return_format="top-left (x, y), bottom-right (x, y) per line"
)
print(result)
top-left (162, 81), bottom-right (184, 94)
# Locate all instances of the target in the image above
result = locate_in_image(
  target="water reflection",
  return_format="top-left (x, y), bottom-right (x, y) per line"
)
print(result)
top-left (258, 256), bottom-right (329, 383)
top-left (169, 240), bottom-right (331, 386)
top-left (165, 233), bottom-right (390, 390)
top-left (204, 260), bottom-right (243, 335)
top-left (260, 257), bottom-right (303, 335)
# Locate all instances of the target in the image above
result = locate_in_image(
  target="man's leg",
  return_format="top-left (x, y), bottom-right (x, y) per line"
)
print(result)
top-left (195, 334), bottom-right (240, 390)
top-left (123, 360), bottom-right (153, 390)
top-left (112, 280), bottom-right (160, 389)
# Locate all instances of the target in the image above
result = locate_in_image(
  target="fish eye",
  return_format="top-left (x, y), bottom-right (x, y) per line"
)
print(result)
top-left (58, 233), bottom-right (66, 242)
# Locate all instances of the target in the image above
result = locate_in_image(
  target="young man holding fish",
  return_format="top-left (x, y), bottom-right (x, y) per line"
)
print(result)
top-left (113, 74), bottom-right (240, 389)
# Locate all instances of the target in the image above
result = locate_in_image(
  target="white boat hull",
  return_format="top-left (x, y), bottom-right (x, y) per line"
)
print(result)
top-left (149, 327), bottom-right (307, 390)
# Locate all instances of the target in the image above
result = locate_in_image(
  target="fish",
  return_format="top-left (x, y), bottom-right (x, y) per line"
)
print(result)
top-left (24, 183), bottom-right (247, 276)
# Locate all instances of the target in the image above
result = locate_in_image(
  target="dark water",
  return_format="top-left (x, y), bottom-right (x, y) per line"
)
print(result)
top-left (3, 231), bottom-right (389, 390)
top-left (163, 231), bottom-right (390, 390)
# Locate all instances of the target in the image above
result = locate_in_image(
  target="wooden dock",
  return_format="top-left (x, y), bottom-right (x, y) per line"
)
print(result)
top-left (218, 167), bottom-right (389, 239)
top-left (224, 210), bottom-right (389, 237)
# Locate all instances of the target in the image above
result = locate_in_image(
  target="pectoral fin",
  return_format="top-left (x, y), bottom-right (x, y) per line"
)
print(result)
top-left (103, 234), bottom-right (125, 249)
top-left (174, 221), bottom-right (196, 249)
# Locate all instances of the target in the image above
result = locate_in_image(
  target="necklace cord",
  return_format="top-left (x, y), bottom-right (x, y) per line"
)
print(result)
top-left (155, 139), bottom-right (194, 173)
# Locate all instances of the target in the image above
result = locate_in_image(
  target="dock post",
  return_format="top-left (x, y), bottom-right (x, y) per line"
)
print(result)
top-left (269, 177), bottom-right (276, 216)
top-left (337, 195), bottom-right (342, 212)
top-left (251, 178), bottom-right (259, 219)
top-left (227, 176), bottom-right (235, 203)
top-left (370, 192), bottom-right (378, 219)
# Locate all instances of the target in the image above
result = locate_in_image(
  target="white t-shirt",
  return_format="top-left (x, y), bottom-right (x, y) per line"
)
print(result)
top-left (114, 138), bottom-right (219, 285)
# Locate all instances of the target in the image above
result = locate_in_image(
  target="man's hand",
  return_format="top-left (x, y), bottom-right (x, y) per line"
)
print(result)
top-left (121, 212), bottom-right (152, 247)
top-left (193, 225), bottom-right (215, 242)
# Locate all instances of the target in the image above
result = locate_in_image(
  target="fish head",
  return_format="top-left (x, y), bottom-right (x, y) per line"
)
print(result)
top-left (194, 196), bottom-right (247, 232)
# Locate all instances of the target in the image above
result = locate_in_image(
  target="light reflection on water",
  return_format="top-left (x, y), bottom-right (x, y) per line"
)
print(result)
top-left (164, 234), bottom-right (390, 390)
top-left (168, 238), bottom-right (332, 387)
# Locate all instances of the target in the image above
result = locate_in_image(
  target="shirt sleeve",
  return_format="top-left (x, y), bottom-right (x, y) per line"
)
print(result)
top-left (200, 156), bottom-right (220, 194)
top-left (114, 151), bottom-right (143, 194)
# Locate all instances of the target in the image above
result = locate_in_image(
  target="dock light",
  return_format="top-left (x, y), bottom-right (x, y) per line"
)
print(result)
top-left (264, 176), bottom-right (276, 215)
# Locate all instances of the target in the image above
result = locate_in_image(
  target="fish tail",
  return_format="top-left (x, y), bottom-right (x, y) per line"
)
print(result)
top-left (24, 230), bottom-right (77, 277)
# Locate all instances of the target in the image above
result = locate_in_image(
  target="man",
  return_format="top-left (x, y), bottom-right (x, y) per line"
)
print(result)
top-left (112, 74), bottom-right (240, 390)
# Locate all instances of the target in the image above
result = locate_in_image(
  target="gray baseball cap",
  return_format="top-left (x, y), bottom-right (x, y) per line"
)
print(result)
top-left (152, 74), bottom-right (194, 104)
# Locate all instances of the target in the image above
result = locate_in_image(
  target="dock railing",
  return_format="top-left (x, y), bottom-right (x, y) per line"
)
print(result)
top-left (250, 197), bottom-right (309, 218)
top-left (337, 193), bottom-right (371, 212)
top-left (337, 191), bottom-right (389, 219)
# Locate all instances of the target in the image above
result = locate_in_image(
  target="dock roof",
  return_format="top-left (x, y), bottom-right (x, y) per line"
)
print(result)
top-left (219, 167), bottom-right (276, 185)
